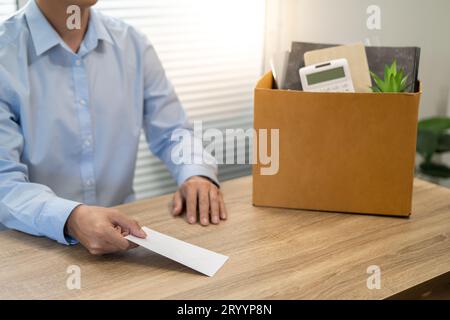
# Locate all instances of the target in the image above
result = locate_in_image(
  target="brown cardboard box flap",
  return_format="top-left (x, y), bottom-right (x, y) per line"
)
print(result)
top-left (253, 72), bottom-right (421, 217)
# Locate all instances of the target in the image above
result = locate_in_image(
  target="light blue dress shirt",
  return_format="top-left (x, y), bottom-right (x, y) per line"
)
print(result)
top-left (0, 1), bottom-right (218, 244)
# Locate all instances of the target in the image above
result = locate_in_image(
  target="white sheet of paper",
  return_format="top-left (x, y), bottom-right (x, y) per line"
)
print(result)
top-left (125, 227), bottom-right (228, 277)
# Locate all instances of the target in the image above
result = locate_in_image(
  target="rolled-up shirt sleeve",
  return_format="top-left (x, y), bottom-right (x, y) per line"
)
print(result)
top-left (0, 100), bottom-right (81, 245)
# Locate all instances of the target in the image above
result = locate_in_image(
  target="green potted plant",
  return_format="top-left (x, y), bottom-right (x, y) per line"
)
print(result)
top-left (370, 60), bottom-right (409, 93)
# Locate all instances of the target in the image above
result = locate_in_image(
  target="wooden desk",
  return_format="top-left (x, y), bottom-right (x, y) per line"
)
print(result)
top-left (1, 177), bottom-right (450, 300)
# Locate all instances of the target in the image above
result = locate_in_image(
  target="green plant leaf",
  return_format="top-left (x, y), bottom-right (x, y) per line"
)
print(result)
top-left (384, 64), bottom-right (390, 83)
top-left (419, 162), bottom-right (450, 178)
top-left (391, 74), bottom-right (398, 92)
top-left (394, 69), bottom-right (403, 88)
top-left (397, 68), bottom-right (404, 80)
top-left (418, 117), bottom-right (450, 134)
top-left (370, 86), bottom-right (381, 93)
top-left (417, 117), bottom-right (450, 177)
top-left (436, 134), bottom-right (450, 153)
top-left (392, 60), bottom-right (398, 73)
top-left (417, 129), bottom-right (439, 162)
top-left (370, 71), bottom-right (385, 92)
top-left (400, 75), bottom-right (409, 92)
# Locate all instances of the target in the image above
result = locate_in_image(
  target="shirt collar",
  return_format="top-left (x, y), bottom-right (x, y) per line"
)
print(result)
top-left (24, 0), bottom-right (113, 56)
top-left (89, 9), bottom-right (113, 45)
top-left (24, 0), bottom-right (61, 56)
top-left (81, 9), bottom-right (113, 55)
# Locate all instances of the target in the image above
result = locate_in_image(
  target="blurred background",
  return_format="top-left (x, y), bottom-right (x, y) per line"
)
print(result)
top-left (1, 0), bottom-right (450, 200)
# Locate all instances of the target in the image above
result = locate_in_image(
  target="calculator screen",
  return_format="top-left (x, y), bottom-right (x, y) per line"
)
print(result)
top-left (306, 67), bottom-right (346, 86)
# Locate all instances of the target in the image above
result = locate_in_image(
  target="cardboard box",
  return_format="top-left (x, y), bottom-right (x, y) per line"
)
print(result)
top-left (253, 72), bottom-right (422, 217)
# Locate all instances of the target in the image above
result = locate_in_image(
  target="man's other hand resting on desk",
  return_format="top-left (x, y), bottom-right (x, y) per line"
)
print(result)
top-left (172, 176), bottom-right (227, 226)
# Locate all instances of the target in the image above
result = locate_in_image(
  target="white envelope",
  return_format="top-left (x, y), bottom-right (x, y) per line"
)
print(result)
top-left (126, 227), bottom-right (229, 277)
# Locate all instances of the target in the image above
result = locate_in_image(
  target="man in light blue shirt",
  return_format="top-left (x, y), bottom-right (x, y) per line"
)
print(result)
top-left (0, 0), bottom-right (227, 255)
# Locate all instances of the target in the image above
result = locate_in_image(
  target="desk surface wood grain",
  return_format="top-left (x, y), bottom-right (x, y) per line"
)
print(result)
top-left (1, 177), bottom-right (450, 300)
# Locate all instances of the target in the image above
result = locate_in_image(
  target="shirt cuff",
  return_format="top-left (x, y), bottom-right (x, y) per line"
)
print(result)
top-left (176, 164), bottom-right (219, 187)
top-left (36, 197), bottom-right (82, 245)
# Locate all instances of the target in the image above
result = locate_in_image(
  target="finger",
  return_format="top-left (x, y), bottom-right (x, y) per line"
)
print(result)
top-left (219, 193), bottom-right (227, 220)
top-left (104, 226), bottom-right (132, 251)
top-left (114, 225), bottom-right (138, 249)
top-left (185, 188), bottom-right (197, 224)
top-left (209, 189), bottom-right (220, 224)
top-left (117, 226), bottom-right (130, 237)
top-left (110, 211), bottom-right (146, 238)
top-left (128, 241), bottom-right (139, 249)
top-left (118, 227), bottom-right (131, 238)
top-left (88, 241), bottom-right (118, 256)
top-left (199, 187), bottom-right (210, 226)
top-left (116, 228), bottom-right (138, 248)
top-left (115, 225), bottom-right (129, 237)
top-left (172, 190), bottom-right (183, 216)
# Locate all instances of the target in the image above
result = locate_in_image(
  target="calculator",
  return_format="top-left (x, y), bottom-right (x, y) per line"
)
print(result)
top-left (299, 58), bottom-right (355, 93)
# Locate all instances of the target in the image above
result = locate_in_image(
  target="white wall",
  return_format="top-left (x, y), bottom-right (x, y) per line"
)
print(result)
top-left (267, 0), bottom-right (450, 119)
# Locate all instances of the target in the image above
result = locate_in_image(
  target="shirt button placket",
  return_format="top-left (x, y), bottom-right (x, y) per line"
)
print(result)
top-left (72, 56), bottom-right (97, 205)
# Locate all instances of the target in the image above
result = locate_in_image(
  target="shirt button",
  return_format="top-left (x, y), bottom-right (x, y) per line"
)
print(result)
top-left (75, 59), bottom-right (81, 66)
top-left (85, 179), bottom-right (94, 187)
top-left (84, 138), bottom-right (92, 148)
top-left (79, 99), bottom-right (86, 106)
